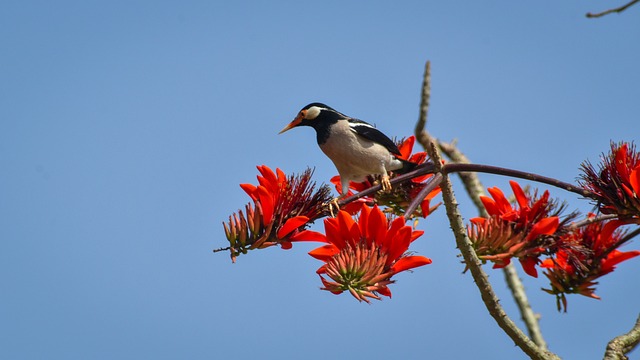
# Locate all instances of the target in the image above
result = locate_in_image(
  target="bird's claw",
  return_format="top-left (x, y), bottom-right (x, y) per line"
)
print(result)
top-left (380, 174), bottom-right (392, 193)
top-left (326, 197), bottom-right (341, 217)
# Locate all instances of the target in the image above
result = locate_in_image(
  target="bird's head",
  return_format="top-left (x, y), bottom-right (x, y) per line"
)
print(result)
top-left (279, 103), bottom-right (343, 134)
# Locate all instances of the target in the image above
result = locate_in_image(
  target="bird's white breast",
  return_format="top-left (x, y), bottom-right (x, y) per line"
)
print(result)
top-left (319, 120), bottom-right (402, 182)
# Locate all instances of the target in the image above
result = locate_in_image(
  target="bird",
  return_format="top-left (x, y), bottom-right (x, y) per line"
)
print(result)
top-left (278, 102), bottom-right (416, 200)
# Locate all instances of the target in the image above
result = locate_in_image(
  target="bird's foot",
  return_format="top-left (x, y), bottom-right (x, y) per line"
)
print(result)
top-left (326, 197), bottom-right (341, 217)
top-left (380, 173), bottom-right (392, 193)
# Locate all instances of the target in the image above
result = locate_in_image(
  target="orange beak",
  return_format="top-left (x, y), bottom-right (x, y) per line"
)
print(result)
top-left (278, 111), bottom-right (305, 134)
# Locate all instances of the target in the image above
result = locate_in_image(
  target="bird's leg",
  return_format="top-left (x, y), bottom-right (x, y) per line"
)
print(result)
top-left (380, 173), bottom-right (392, 193)
top-left (327, 197), bottom-right (341, 217)
top-left (325, 180), bottom-right (350, 217)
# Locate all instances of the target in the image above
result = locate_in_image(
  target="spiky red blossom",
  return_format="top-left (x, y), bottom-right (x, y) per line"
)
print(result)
top-left (580, 142), bottom-right (640, 220)
top-left (467, 180), bottom-right (573, 277)
top-left (541, 219), bottom-right (640, 311)
top-left (222, 165), bottom-right (332, 262)
top-left (330, 136), bottom-right (441, 218)
top-left (304, 204), bottom-right (431, 303)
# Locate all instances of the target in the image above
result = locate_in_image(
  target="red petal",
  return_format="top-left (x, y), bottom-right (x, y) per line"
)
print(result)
top-left (289, 230), bottom-right (327, 243)
top-left (420, 199), bottom-right (431, 218)
top-left (630, 167), bottom-right (640, 193)
top-left (257, 186), bottom-right (274, 224)
top-left (383, 216), bottom-right (405, 253)
top-left (519, 257), bottom-right (539, 278)
top-left (391, 255), bottom-right (432, 273)
top-left (316, 264), bottom-right (327, 274)
top-left (615, 143), bottom-right (630, 180)
top-left (368, 205), bottom-right (388, 247)
top-left (358, 204), bottom-right (371, 243)
top-left (277, 216), bottom-right (310, 239)
top-left (410, 229), bottom-right (424, 243)
top-left (602, 250), bottom-right (640, 272)
top-left (377, 286), bottom-right (392, 298)
top-left (239, 183), bottom-right (258, 200)
top-left (529, 191), bottom-right (550, 220)
top-left (539, 258), bottom-right (554, 268)
top-left (622, 183), bottom-right (635, 199)
top-left (386, 226), bottom-right (412, 266)
top-left (341, 200), bottom-right (366, 215)
top-left (397, 135), bottom-right (415, 160)
top-left (337, 210), bottom-right (357, 247)
top-left (324, 217), bottom-right (345, 249)
top-left (309, 244), bottom-right (339, 261)
top-left (280, 241), bottom-right (292, 250)
top-left (409, 152), bottom-right (427, 165)
top-left (492, 257), bottom-right (511, 268)
top-left (480, 196), bottom-right (498, 216)
top-left (598, 220), bottom-right (625, 248)
top-left (487, 187), bottom-right (512, 214)
top-left (258, 165), bottom-right (278, 188)
top-left (509, 181), bottom-right (529, 210)
top-left (525, 216), bottom-right (559, 241)
top-left (276, 167), bottom-right (286, 185)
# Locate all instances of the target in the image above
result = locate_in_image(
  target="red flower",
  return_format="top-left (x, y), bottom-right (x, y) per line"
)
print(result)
top-left (580, 142), bottom-right (640, 219)
top-left (330, 136), bottom-right (441, 218)
top-left (222, 166), bottom-right (332, 262)
top-left (305, 204), bottom-right (431, 302)
top-left (541, 219), bottom-right (640, 311)
top-left (467, 181), bottom-right (570, 277)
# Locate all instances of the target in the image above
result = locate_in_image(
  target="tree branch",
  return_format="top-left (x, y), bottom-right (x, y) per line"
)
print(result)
top-left (443, 163), bottom-right (594, 199)
top-left (422, 135), bottom-right (559, 359)
top-left (503, 263), bottom-right (549, 349)
top-left (586, 0), bottom-right (640, 18)
top-left (435, 139), bottom-right (550, 349)
top-left (603, 314), bottom-right (640, 359)
top-left (415, 61), bottom-right (549, 351)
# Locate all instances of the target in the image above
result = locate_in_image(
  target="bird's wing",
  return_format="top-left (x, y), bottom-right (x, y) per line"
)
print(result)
top-left (348, 119), bottom-right (402, 156)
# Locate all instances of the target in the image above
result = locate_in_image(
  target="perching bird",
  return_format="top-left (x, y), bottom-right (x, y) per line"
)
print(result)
top-left (279, 102), bottom-right (416, 197)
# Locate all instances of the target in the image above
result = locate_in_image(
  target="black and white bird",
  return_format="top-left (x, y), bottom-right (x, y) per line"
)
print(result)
top-left (279, 102), bottom-right (416, 197)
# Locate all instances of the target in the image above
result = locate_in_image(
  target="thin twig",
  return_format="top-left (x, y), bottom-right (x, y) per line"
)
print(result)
top-left (603, 314), bottom-right (640, 359)
top-left (443, 163), bottom-right (595, 199)
top-left (404, 173), bottom-right (443, 217)
top-left (437, 139), bottom-right (489, 216)
top-left (586, 0), bottom-right (640, 18)
top-left (213, 246), bottom-right (231, 253)
top-left (414, 60), bottom-right (431, 135)
top-left (337, 163), bottom-right (435, 206)
top-left (569, 214), bottom-right (620, 230)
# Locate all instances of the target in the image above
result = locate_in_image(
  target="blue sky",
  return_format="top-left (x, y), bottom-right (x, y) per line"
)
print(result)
top-left (1, 1), bottom-right (639, 359)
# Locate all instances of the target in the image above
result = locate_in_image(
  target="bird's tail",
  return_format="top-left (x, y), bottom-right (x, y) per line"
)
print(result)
top-left (394, 159), bottom-right (435, 175)
top-left (396, 159), bottom-right (417, 174)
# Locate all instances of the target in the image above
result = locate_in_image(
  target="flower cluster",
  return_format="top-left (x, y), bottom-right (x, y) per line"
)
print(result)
top-left (222, 166), bottom-right (331, 262)
top-left (580, 142), bottom-right (640, 220)
top-left (541, 219), bottom-right (640, 311)
top-left (467, 180), bottom-right (573, 277)
top-left (219, 139), bottom-right (640, 309)
top-left (330, 136), bottom-right (441, 218)
top-left (305, 205), bottom-right (432, 302)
